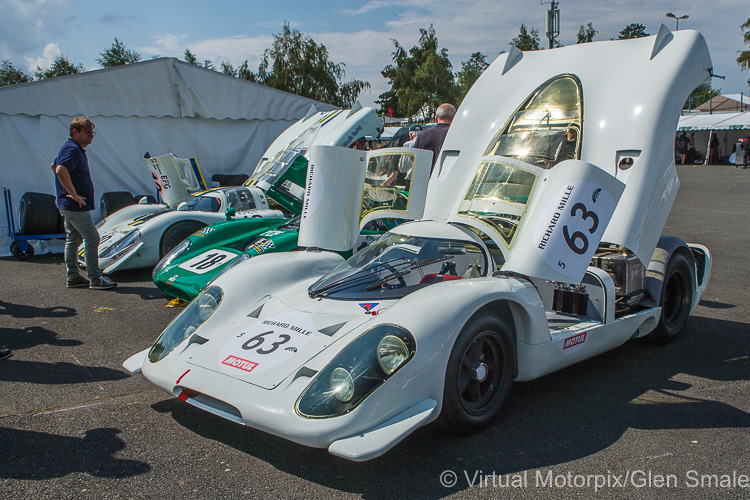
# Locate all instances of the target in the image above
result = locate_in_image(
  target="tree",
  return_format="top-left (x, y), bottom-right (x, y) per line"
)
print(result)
top-left (378, 25), bottom-right (455, 120)
top-left (685, 86), bottom-right (721, 110)
top-left (96, 37), bottom-right (141, 67)
top-left (256, 23), bottom-right (369, 107)
top-left (577, 23), bottom-right (598, 43)
top-left (618, 23), bottom-right (649, 40)
top-left (455, 52), bottom-right (490, 104)
top-left (738, 17), bottom-right (750, 87)
top-left (236, 60), bottom-right (255, 81)
top-left (510, 24), bottom-right (541, 51)
top-left (184, 49), bottom-right (214, 70)
top-left (220, 61), bottom-right (237, 77)
top-left (35, 55), bottom-right (85, 80)
top-left (0, 60), bottom-right (32, 86)
top-left (184, 48), bottom-right (197, 65)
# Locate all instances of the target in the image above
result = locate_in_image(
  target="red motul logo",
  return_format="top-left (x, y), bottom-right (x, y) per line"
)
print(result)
top-left (563, 332), bottom-right (587, 349)
top-left (222, 355), bottom-right (258, 372)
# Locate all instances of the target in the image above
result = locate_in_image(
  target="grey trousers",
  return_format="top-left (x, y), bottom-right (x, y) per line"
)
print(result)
top-left (60, 209), bottom-right (102, 279)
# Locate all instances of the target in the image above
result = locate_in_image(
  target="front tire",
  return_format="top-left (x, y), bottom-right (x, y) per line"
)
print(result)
top-left (647, 253), bottom-right (694, 344)
top-left (159, 221), bottom-right (205, 258)
top-left (439, 314), bottom-right (515, 433)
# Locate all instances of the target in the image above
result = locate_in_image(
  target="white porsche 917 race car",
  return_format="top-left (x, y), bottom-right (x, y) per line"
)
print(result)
top-left (82, 154), bottom-right (283, 274)
top-left (125, 26), bottom-right (713, 461)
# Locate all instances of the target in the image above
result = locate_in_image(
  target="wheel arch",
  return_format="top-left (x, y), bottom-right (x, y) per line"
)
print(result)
top-left (643, 235), bottom-right (696, 308)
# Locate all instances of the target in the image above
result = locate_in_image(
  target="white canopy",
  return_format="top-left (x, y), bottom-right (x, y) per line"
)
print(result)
top-left (678, 111), bottom-right (750, 131)
top-left (0, 58), bottom-right (336, 257)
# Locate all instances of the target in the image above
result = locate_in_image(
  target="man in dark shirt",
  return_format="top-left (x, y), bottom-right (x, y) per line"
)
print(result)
top-left (54, 116), bottom-right (116, 290)
top-left (414, 103), bottom-right (456, 174)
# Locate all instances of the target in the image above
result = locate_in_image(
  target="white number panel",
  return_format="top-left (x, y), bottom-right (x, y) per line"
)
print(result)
top-left (178, 249), bottom-right (238, 274)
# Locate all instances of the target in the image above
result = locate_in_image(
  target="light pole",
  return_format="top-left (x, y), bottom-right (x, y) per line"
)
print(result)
top-left (666, 12), bottom-right (689, 31)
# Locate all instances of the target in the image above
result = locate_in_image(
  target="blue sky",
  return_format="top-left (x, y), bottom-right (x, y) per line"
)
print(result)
top-left (2, 0), bottom-right (749, 108)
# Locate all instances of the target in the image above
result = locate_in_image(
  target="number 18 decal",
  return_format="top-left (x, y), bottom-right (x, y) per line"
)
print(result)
top-left (535, 180), bottom-right (617, 279)
top-left (178, 249), bottom-right (238, 274)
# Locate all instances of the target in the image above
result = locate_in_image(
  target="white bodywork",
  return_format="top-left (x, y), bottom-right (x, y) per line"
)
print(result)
top-left (85, 186), bottom-right (282, 273)
top-left (127, 28), bottom-right (713, 461)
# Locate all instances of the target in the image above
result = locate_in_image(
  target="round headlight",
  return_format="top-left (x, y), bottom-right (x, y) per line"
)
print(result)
top-left (377, 335), bottom-right (409, 374)
top-left (330, 367), bottom-right (355, 402)
top-left (197, 291), bottom-right (218, 321)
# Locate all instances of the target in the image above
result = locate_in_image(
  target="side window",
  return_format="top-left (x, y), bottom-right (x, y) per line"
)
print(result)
top-left (361, 151), bottom-right (416, 218)
top-left (485, 75), bottom-right (583, 169)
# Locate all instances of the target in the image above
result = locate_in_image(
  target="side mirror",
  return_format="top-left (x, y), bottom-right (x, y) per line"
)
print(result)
top-left (225, 207), bottom-right (236, 220)
top-left (176, 201), bottom-right (189, 211)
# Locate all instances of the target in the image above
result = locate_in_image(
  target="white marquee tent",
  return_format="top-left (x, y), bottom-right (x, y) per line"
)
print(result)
top-left (677, 111), bottom-right (750, 164)
top-left (0, 58), bottom-right (336, 257)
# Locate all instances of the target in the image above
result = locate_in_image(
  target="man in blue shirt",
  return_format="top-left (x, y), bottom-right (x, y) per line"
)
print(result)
top-left (414, 103), bottom-right (455, 174)
top-left (54, 116), bottom-right (116, 290)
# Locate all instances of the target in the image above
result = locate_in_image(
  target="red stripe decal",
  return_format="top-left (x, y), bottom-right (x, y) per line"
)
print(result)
top-left (176, 369), bottom-right (190, 385)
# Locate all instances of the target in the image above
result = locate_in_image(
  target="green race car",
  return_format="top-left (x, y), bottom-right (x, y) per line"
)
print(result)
top-left (153, 146), bottom-right (432, 301)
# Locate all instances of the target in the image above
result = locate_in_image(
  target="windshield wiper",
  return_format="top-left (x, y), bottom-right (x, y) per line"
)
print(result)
top-left (308, 257), bottom-right (411, 298)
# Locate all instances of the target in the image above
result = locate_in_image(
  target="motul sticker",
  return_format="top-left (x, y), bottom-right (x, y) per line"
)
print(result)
top-left (557, 331), bottom-right (587, 353)
top-left (221, 356), bottom-right (258, 372)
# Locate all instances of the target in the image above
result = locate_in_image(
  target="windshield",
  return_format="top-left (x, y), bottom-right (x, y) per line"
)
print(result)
top-left (185, 194), bottom-right (221, 212)
top-left (484, 75), bottom-right (582, 169)
top-left (458, 161), bottom-right (537, 248)
top-left (308, 233), bottom-right (487, 300)
top-left (249, 119), bottom-right (328, 186)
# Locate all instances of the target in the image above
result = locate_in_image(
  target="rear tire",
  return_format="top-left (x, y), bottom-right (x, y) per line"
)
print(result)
top-left (100, 192), bottom-right (136, 218)
top-left (19, 192), bottom-right (59, 235)
top-left (10, 241), bottom-right (34, 260)
top-left (160, 221), bottom-right (205, 258)
top-left (647, 253), bottom-right (694, 344)
top-left (438, 313), bottom-right (515, 433)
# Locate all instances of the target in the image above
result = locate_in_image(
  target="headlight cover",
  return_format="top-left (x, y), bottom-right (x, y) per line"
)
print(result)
top-left (100, 229), bottom-right (142, 259)
top-left (296, 324), bottom-right (416, 418)
top-left (148, 286), bottom-right (223, 363)
top-left (153, 239), bottom-right (191, 278)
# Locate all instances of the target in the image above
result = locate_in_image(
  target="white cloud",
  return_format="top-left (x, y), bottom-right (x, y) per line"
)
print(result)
top-left (24, 42), bottom-right (61, 73)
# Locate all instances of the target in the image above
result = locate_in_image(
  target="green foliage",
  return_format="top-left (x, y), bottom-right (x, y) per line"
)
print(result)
top-left (577, 23), bottom-right (598, 43)
top-left (378, 25), bottom-right (455, 120)
top-left (738, 17), bottom-right (750, 87)
top-left (618, 23), bottom-right (649, 40)
top-left (220, 61), bottom-right (237, 77)
top-left (256, 23), bottom-right (368, 107)
top-left (455, 52), bottom-right (490, 105)
top-left (96, 37), bottom-right (141, 68)
top-left (184, 49), bottom-right (197, 65)
top-left (685, 86), bottom-right (721, 110)
top-left (183, 49), bottom-right (214, 70)
top-left (510, 24), bottom-right (541, 51)
top-left (237, 61), bottom-right (255, 81)
top-left (34, 55), bottom-right (84, 80)
top-left (0, 60), bottom-right (32, 86)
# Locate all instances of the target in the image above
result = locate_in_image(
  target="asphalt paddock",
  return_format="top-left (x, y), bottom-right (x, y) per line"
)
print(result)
top-left (1, 165), bottom-right (749, 499)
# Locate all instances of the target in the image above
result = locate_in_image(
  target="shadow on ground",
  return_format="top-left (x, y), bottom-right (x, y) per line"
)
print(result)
top-left (0, 427), bottom-right (150, 479)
